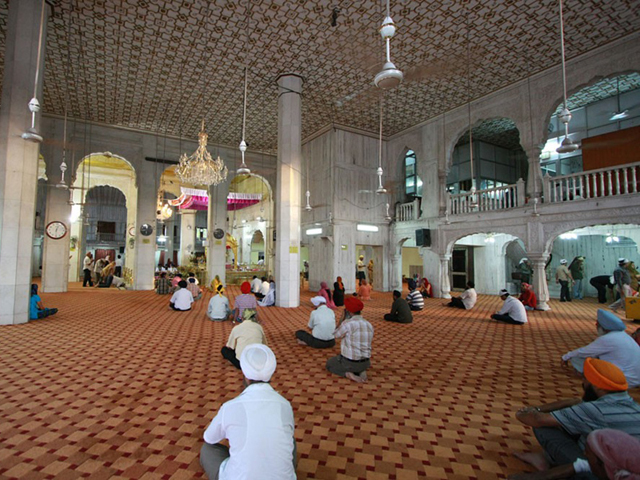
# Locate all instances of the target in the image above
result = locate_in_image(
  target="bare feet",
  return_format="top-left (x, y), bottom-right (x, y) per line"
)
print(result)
top-left (345, 372), bottom-right (367, 383)
top-left (513, 451), bottom-right (549, 472)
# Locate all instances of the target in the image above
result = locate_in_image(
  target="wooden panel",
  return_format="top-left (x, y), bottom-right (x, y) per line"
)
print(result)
top-left (582, 125), bottom-right (640, 171)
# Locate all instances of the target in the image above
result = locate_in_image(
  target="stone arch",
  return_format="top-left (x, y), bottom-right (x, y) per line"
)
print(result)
top-left (445, 226), bottom-right (528, 257)
top-left (544, 221), bottom-right (640, 258)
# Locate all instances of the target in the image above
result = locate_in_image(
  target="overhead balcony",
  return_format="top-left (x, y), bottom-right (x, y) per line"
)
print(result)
top-left (543, 161), bottom-right (640, 203)
top-left (395, 198), bottom-right (420, 222)
top-left (448, 178), bottom-right (526, 215)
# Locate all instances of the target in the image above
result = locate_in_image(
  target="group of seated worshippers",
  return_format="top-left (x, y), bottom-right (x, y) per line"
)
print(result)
top-left (297, 296), bottom-right (374, 384)
top-left (95, 260), bottom-right (127, 289)
top-left (445, 281), bottom-right (478, 310)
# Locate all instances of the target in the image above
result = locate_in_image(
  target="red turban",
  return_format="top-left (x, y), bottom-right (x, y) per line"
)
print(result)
top-left (240, 281), bottom-right (251, 294)
top-left (344, 296), bottom-right (364, 313)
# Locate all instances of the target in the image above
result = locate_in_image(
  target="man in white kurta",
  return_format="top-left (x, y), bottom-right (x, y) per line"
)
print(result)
top-left (491, 289), bottom-right (528, 325)
top-left (562, 309), bottom-right (640, 387)
top-left (200, 344), bottom-right (296, 480)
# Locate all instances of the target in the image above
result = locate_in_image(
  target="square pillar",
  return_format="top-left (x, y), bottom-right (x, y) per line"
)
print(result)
top-left (207, 182), bottom-right (229, 286)
top-left (41, 186), bottom-right (71, 292)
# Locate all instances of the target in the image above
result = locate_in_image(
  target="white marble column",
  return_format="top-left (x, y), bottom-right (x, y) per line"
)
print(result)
top-left (41, 186), bottom-right (71, 292)
top-left (525, 146), bottom-right (543, 200)
top-left (390, 254), bottom-right (402, 292)
top-left (439, 254), bottom-right (452, 299)
top-left (163, 219), bottom-right (174, 262)
top-left (438, 170), bottom-right (448, 217)
top-left (275, 74), bottom-right (303, 307)
top-left (0, 0), bottom-right (48, 324)
top-left (529, 253), bottom-right (551, 311)
top-left (207, 182), bottom-right (229, 286)
top-left (133, 160), bottom-right (156, 290)
top-left (180, 210), bottom-right (197, 267)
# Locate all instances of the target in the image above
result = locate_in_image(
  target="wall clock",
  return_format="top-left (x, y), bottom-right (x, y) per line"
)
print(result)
top-left (45, 221), bottom-right (67, 239)
top-left (213, 228), bottom-right (224, 239)
top-left (140, 224), bottom-right (154, 236)
top-left (128, 226), bottom-right (136, 236)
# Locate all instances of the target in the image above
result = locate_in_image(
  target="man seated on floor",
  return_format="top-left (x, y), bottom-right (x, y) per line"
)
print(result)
top-left (201, 344), bottom-right (296, 480)
top-left (406, 280), bottom-right (424, 311)
top-left (170, 280), bottom-right (193, 311)
top-left (519, 283), bottom-right (538, 311)
top-left (171, 273), bottom-right (183, 292)
top-left (256, 277), bottom-right (270, 300)
top-left (491, 289), bottom-right (527, 325)
top-left (446, 281), bottom-right (477, 310)
top-left (187, 277), bottom-right (203, 301)
top-left (510, 358), bottom-right (640, 479)
top-left (561, 309), bottom-right (640, 388)
top-left (383, 290), bottom-right (413, 323)
top-left (234, 281), bottom-right (258, 322)
top-left (207, 284), bottom-right (233, 321)
top-left (296, 296), bottom-right (336, 348)
top-left (250, 275), bottom-right (262, 294)
top-left (155, 272), bottom-right (171, 295)
top-left (221, 309), bottom-right (267, 369)
top-left (326, 297), bottom-right (374, 383)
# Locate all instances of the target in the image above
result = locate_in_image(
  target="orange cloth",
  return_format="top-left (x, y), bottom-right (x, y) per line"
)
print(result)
top-left (358, 283), bottom-right (371, 300)
top-left (240, 281), bottom-right (251, 294)
top-left (583, 358), bottom-right (628, 391)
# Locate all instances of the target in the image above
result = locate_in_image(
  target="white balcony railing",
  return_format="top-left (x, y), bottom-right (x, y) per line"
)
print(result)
top-left (395, 198), bottom-right (420, 222)
top-left (448, 178), bottom-right (525, 215)
top-left (543, 162), bottom-right (640, 203)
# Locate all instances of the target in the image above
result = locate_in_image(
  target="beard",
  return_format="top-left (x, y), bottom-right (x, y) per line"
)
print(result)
top-left (582, 384), bottom-right (599, 402)
top-left (596, 326), bottom-right (607, 337)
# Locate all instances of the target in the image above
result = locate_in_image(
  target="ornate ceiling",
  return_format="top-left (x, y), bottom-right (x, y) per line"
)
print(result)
top-left (0, 0), bottom-right (639, 152)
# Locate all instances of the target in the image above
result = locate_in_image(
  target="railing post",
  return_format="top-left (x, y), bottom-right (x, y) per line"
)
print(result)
top-left (413, 198), bottom-right (420, 220)
top-left (542, 173), bottom-right (551, 203)
top-left (395, 203), bottom-right (401, 221)
top-left (516, 178), bottom-right (525, 206)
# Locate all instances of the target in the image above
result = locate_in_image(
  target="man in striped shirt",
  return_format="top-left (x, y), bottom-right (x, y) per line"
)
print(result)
top-left (511, 358), bottom-right (640, 477)
top-left (326, 296), bottom-right (373, 383)
top-left (406, 279), bottom-right (424, 311)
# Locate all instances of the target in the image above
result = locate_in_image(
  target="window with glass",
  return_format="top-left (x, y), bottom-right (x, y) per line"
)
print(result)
top-left (405, 150), bottom-right (423, 198)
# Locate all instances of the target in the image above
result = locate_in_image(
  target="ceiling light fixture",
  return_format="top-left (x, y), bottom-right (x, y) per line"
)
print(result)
top-left (376, 95), bottom-right (387, 194)
top-left (237, 67), bottom-right (251, 175)
top-left (22, 0), bottom-right (46, 143)
top-left (556, 0), bottom-right (579, 154)
top-left (176, 120), bottom-right (228, 186)
top-left (609, 77), bottom-right (629, 122)
top-left (465, 12), bottom-right (478, 209)
top-left (373, 0), bottom-right (403, 89)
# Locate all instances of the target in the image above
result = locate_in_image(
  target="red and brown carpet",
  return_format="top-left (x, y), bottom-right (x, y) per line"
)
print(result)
top-left (1, 284), bottom-right (638, 479)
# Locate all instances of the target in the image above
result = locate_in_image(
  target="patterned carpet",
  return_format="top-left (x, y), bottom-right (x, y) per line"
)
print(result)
top-left (1, 283), bottom-right (638, 480)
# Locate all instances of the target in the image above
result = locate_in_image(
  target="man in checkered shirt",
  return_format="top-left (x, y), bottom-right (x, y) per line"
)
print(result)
top-left (326, 296), bottom-right (373, 383)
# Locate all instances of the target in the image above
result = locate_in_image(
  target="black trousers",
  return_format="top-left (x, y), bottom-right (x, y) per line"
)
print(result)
top-left (383, 313), bottom-right (412, 323)
top-left (115, 266), bottom-right (122, 277)
top-left (295, 330), bottom-right (335, 348)
top-left (559, 280), bottom-right (571, 302)
top-left (447, 297), bottom-right (466, 309)
top-left (82, 268), bottom-right (93, 287)
top-left (491, 313), bottom-right (525, 325)
top-left (221, 346), bottom-right (241, 369)
top-left (533, 427), bottom-right (597, 479)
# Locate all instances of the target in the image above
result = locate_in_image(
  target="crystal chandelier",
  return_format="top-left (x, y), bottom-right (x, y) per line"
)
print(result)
top-left (176, 120), bottom-right (228, 186)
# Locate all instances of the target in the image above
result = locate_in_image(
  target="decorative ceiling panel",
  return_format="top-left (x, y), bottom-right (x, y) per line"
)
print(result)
top-left (0, 0), bottom-right (638, 152)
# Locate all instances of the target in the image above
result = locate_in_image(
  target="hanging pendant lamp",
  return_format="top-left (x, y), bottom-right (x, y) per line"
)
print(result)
top-left (556, 0), bottom-right (579, 154)
top-left (22, 0), bottom-right (47, 143)
top-left (375, 95), bottom-right (387, 194)
top-left (237, 67), bottom-right (251, 175)
top-left (374, 0), bottom-right (403, 89)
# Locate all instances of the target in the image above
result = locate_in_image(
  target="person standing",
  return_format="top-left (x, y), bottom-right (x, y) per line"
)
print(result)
top-left (82, 252), bottom-right (94, 287)
top-left (569, 256), bottom-right (586, 300)
top-left (367, 259), bottom-right (374, 288)
top-left (200, 344), bottom-right (296, 480)
top-left (610, 258), bottom-right (632, 313)
top-left (556, 259), bottom-right (573, 302)
top-left (356, 255), bottom-right (366, 282)
top-left (590, 275), bottom-right (614, 304)
top-left (326, 297), bottom-right (374, 383)
top-left (115, 254), bottom-right (123, 278)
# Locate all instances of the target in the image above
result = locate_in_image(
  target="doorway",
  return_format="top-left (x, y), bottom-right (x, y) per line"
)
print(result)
top-left (451, 246), bottom-right (474, 291)
top-left (355, 245), bottom-right (383, 289)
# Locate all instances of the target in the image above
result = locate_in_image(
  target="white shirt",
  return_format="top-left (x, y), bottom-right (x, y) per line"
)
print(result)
top-left (461, 288), bottom-right (477, 309)
top-left (308, 305), bottom-right (336, 341)
top-left (208, 294), bottom-right (230, 320)
top-left (562, 331), bottom-right (640, 387)
top-left (260, 281), bottom-right (270, 296)
top-left (170, 288), bottom-right (193, 310)
top-left (498, 296), bottom-right (528, 323)
top-left (203, 383), bottom-right (296, 480)
top-left (83, 256), bottom-right (93, 270)
top-left (251, 278), bottom-right (262, 293)
top-left (115, 257), bottom-right (123, 267)
top-left (112, 276), bottom-right (125, 288)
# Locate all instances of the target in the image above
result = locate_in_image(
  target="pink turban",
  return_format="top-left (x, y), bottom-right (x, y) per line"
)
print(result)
top-left (587, 429), bottom-right (640, 480)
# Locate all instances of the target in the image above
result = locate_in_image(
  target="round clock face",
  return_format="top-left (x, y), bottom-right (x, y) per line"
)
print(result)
top-left (128, 226), bottom-right (135, 236)
top-left (140, 223), bottom-right (154, 236)
top-left (213, 228), bottom-right (225, 239)
top-left (45, 221), bottom-right (67, 239)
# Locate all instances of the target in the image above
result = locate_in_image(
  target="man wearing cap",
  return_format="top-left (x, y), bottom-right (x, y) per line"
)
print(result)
top-left (233, 281), bottom-right (258, 321)
top-left (491, 289), bottom-right (528, 325)
top-left (512, 358), bottom-right (640, 477)
top-left (221, 309), bottom-right (267, 369)
top-left (384, 290), bottom-right (413, 323)
top-left (609, 258), bottom-right (632, 313)
top-left (296, 296), bottom-right (336, 348)
top-left (556, 259), bottom-right (573, 302)
top-left (201, 344), bottom-right (296, 480)
top-left (561, 309), bottom-right (640, 388)
top-left (327, 296), bottom-right (374, 383)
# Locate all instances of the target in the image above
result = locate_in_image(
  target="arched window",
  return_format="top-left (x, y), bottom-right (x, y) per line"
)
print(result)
top-left (404, 150), bottom-right (422, 198)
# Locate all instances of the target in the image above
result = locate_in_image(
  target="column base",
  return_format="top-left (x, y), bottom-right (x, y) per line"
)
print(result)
top-left (536, 301), bottom-right (551, 311)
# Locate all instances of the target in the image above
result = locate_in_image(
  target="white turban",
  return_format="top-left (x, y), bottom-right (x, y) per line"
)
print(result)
top-left (310, 296), bottom-right (326, 307)
top-left (240, 344), bottom-right (277, 382)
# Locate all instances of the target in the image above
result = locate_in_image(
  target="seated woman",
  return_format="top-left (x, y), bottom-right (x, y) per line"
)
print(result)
top-left (519, 283), bottom-right (537, 310)
top-left (318, 281), bottom-right (336, 308)
top-left (30, 284), bottom-right (58, 320)
top-left (357, 279), bottom-right (372, 300)
top-left (258, 280), bottom-right (276, 307)
top-left (333, 276), bottom-right (345, 307)
top-left (420, 277), bottom-right (433, 298)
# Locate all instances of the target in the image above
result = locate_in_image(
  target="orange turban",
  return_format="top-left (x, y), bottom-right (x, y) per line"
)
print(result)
top-left (583, 358), bottom-right (628, 391)
top-left (240, 281), bottom-right (251, 294)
